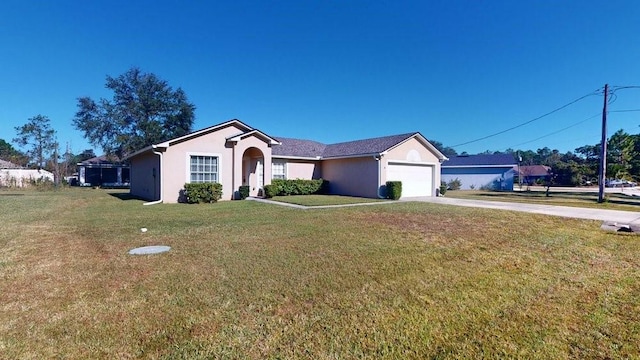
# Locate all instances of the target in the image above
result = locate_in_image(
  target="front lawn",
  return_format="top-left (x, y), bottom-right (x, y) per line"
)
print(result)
top-left (270, 194), bottom-right (387, 206)
top-left (1, 189), bottom-right (639, 359)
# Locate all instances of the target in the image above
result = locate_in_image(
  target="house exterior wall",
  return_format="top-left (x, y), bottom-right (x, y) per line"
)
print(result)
top-left (321, 157), bottom-right (379, 198)
top-left (127, 123), bottom-right (277, 203)
top-left (158, 125), bottom-right (273, 202)
top-left (161, 126), bottom-right (235, 202)
top-left (275, 159), bottom-right (321, 180)
top-left (129, 152), bottom-right (160, 200)
top-left (441, 166), bottom-right (515, 191)
top-left (383, 138), bottom-right (442, 196)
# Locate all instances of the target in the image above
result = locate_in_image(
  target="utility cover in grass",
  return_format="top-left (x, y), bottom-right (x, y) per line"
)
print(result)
top-left (128, 245), bottom-right (171, 255)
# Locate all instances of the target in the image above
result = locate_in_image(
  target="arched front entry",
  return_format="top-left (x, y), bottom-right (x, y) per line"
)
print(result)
top-left (242, 147), bottom-right (265, 197)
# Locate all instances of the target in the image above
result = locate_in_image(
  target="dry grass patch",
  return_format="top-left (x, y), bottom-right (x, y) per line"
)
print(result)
top-left (1, 189), bottom-right (639, 359)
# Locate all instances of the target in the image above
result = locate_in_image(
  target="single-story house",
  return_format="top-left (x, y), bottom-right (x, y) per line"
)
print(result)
top-left (0, 159), bottom-right (54, 187)
top-left (441, 154), bottom-right (517, 191)
top-left (515, 165), bottom-right (552, 185)
top-left (77, 156), bottom-right (130, 187)
top-left (125, 119), bottom-right (447, 203)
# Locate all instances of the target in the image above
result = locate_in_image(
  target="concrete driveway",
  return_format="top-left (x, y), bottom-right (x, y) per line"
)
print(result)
top-left (404, 196), bottom-right (640, 226)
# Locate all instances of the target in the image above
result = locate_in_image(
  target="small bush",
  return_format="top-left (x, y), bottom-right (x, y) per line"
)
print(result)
top-left (30, 177), bottom-right (56, 191)
top-left (263, 184), bottom-right (277, 198)
top-left (386, 181), bottom-right (402, 200)
top-left (439, 183), bottom-right (447, 196)
top-left (184, 183), bottom-right (223, 203)
top-left (270, 179), bottom-right (328, 196)
top-left (238, 185), bottom-right (250, 200)
top-left (447, 178), bottom-right (462, 190)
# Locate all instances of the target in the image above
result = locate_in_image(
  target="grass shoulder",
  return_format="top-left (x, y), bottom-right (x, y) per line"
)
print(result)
top-left (444, 189), bottom-right (640, 211)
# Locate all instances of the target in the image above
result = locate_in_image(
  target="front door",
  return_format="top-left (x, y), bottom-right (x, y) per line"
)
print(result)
top-left (256, 159), bottom-right (264, 194)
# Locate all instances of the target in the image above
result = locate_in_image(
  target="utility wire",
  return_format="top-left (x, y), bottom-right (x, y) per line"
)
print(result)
top-left (609, 109), bottom-right (640, 113)
top-left (505, 113), bottom-right (601, 150)
top-left (505, 108), bottom-right (640, 151)
top-left (451, 89), bottom-right (602, 148)
top-left (611, 85), bottom-right (640, 91)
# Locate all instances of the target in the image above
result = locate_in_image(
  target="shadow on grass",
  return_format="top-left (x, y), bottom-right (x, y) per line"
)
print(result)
top-left (0, 193), bottom-right (25, 196)
top-left (107, 192), bottom-right (145, 201)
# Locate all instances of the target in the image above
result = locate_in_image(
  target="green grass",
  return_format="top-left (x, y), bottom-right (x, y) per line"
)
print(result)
top-left (270, 194), bottom-right (387, 206)
top-left (1, 188), bottom-right (640, 359)
top-left (446, 189), bottom-right (640, 211)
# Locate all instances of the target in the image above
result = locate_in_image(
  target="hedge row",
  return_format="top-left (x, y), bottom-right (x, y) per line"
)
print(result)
top-left (183, 183), bottom-right (223, 203)
top-left (263, 179), bottom-right (328, 198)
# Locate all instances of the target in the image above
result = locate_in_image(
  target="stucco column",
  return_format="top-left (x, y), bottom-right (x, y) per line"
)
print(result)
top-left (231, 141), bottom-right (241, 200)
top-left (264, 151), bottom-right (272, 186)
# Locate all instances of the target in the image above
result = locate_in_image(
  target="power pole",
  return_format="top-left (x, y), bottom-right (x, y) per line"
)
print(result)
top-left (598, 84), bottom-right (608, 203)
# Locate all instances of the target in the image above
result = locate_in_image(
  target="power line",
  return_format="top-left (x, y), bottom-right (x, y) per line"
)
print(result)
top-left (451, 88), bottom-right (602, 148)
top-left (505, 113), bottom-right (601, 150)
top-left (609, 109), bottom-right (640, 113)
top-left (611, 85), bottom-right (640, 91)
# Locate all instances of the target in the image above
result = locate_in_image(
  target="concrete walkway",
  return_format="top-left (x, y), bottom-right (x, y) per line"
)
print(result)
top-left (403, 196), bottom-right (640, 226)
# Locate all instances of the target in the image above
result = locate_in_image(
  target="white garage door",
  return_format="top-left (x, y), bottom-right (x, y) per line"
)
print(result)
top-left (387, 163), bottom-right (434, 197)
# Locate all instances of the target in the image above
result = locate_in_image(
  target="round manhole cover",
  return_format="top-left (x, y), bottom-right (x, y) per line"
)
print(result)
top-left (128, 245), bottom-right (171, 255)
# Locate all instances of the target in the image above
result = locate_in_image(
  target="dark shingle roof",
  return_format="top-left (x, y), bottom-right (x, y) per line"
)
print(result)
top-left (322, 133), bottom-right (417, 158)
top-left (272, 138), bottom-right (327, 158)
top-left (443, 154), bottom-right (516, 167)
top-left (274, 133), bottom-right (420, 159)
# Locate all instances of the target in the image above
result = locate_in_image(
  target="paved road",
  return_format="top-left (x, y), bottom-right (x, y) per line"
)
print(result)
top-left (404, 196), bottom-right (640, 226)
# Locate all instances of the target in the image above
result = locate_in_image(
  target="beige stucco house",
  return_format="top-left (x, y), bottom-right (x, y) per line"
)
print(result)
top-left (126, 119), bottom-right (447, 203)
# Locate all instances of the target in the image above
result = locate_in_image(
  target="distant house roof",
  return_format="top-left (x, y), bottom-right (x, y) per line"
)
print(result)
top-left (275, 133), bottom-right (446, 160)
top-left (78, 155), bottom-right (123, 165)
top-left (518, 165), bottom-right (551, 177)
top-left (0, 159), bottom-right (21, 169)
top-left (442, 154), bottom-right (516, 167)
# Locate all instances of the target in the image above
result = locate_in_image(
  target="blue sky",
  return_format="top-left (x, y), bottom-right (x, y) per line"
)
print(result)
top-left (2, 0), bottom-right (639, 156)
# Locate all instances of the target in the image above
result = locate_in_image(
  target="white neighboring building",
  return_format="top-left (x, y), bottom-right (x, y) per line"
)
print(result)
top-left (0, 159), bottom-right (54, 187)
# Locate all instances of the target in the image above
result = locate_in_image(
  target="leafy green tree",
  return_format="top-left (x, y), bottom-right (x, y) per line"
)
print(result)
top-left (0, 139), bottom-right (28, 166)
top-left (13, 114), bottom-right (57, 169)
top-left (429, 140), bottom-right (457, 157)
top-left (75, 149), bottom-right (96, 163)
top-left (606, 130), bottom-right (636, 180)
top-left (72, 67), bottom-right (196, 159)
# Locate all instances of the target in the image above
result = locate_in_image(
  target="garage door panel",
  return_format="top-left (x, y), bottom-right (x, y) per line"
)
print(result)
top-left (387, 163), bottom-right (433, 197)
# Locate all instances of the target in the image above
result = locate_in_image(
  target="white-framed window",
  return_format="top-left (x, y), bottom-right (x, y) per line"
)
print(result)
top-left (272, 160), bottom-right (286, 180)
top-left (189, 155), bottom-right (219, 183)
